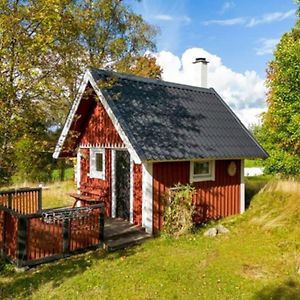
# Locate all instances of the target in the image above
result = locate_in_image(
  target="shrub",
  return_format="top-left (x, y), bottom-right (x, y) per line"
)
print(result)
top-left (12, 135), bottom-right (53, 184)
top-left (163, 184), bottom-right (195, 237)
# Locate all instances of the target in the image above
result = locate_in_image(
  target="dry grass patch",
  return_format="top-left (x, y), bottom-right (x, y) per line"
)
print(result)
top-left (241, 264), bottom-right (268, 280)
top-left (42, 180), bottom-right (76, 208)
top-left (267, 179), bottom-right (300, 195)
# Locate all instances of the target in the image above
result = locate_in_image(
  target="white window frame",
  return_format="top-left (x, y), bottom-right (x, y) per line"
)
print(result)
top-left (89, 148), bottom-right (105, 180)
top-left (190, 160), bottom-right (215, 183)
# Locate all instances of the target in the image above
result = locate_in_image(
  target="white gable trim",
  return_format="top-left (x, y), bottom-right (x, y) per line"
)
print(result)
top-left (88, 71), bottom-right (141, 164)
top-left (53, 70), bottom-right (141, 163)
top-left (53, 72), bottom-right (90, 159)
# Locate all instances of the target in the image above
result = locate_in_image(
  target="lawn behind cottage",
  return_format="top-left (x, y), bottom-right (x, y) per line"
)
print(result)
top-left (1, 177), bottom-right (300, 299)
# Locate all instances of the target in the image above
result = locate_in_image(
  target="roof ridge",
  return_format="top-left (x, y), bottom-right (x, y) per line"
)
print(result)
top-left (89, 67), bottom-right (214, 94)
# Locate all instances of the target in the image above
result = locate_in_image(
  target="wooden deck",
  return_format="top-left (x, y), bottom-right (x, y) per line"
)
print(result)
top-left (104, 218), bottom-right (151, 251)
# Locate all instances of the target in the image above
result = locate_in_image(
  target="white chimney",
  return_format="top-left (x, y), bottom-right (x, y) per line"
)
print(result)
top-left (193, 57), bottom-right (209, 88)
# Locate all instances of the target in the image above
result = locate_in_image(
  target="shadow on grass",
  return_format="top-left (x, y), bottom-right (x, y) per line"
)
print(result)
top-left (255, 279), bottom-right (300, 300)
top-left (245, 175), bottom-right (271, 209)
top-left (0, 247), bottom-right (138, 299)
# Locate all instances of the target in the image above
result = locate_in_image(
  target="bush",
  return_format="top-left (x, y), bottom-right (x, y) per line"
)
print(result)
top-left (163, 184), bottom-right (195, 237)
top-left (12, 135), bottom-right (53, 184)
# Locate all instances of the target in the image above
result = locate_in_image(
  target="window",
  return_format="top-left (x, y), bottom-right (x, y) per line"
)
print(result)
top-left (190, 160), bottom-right (215, 182)
top-left (89, 148), bottom-right (105, 179)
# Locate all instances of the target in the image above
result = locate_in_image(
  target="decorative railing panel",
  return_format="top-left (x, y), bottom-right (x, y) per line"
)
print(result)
top-left (0, 188), bottom-right (104, 267)
top-left (69, 208), bottom-right (101, 252)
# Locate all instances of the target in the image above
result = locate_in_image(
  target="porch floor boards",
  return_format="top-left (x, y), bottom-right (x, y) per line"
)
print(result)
top-left (104, 218), bottom-right (151, 251)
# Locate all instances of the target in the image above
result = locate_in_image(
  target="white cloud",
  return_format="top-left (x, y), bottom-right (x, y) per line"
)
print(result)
top-left (255, 38), bottom-right (279, 56)
top-left (203, 17), bottom-right (245, 26)
top-left (204, 9), bottom-right (296, 28)
top-left (153, 14), bottom-right (191, 24)
top-left (153, 14), bottom-right (173, 21)
top-left (153, 48), bottom-right (267, 127)
top-left (247, 9), bottom-right (296, 27)
top-left (180, 16), bottom-right (191, 24)
top-left (219, 1), bottom-right (235, 14)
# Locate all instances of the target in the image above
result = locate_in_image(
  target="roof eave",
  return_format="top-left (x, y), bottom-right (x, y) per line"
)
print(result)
top-left (53, 71), bottom-right (90, 159)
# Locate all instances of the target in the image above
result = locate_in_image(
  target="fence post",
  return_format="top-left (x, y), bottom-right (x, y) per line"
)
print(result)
top-left (1, 211), bottom-right (7, 256)
top-left (16, 216), bottom-right (28, 267)
top-left (62, 219), bottom-right (70, 255)
top-left (8, 193), bottom-right (12, 209)
top-left (99, 206), bottom-right (105, 244)
top-left (37, 188), bottom-right (42, 212)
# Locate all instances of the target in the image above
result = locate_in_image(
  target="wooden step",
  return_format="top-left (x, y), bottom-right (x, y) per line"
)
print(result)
top-left (103, 218), bottom-right (151, 251)
top-left (104, 223), bottom-right (144, 241)
top-left (105, 231), bottom-right (151, 252)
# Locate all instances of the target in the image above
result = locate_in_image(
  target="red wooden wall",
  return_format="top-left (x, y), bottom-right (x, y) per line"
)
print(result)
top-left (152, 160), bottom-right (241, 232)
top-left (78, 100), bottom-right (121, 217)
top-left (80, 96), bottom-right (124, 146)
top-left (78, 101), bottom-right (143, 221)
top-left (80, 148), bottom-right (112, 216)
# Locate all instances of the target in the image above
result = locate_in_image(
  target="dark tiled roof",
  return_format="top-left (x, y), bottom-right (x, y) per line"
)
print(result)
top-left (90, 68), bottom-right (268, 161)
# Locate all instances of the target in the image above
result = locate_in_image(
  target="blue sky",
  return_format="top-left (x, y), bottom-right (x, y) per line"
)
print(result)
top-left (130, 0), bottom-right (298, 77)
top-left (126, 0), bottom-right (298, 126)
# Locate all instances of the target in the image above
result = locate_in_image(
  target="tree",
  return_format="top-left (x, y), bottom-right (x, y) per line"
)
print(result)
top-left (0, 0), bottom-right (160, 184)
top-left (260, 4), bottom-right (300, 176)
top-left (117, 54), bottom-right (162, 79)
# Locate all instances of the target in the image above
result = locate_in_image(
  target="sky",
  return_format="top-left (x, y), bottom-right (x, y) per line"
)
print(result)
top-left (127, 0), bottom-right (298, 127)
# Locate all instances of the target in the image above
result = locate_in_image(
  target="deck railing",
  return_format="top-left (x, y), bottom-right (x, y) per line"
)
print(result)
top-left (0, 187), bottom-right (42, 214)
top-left (0, 189), bottom-right (105, 267)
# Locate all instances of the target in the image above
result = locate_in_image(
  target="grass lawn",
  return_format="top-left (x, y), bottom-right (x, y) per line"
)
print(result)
top-left (42, 180), bottom-right (76, 209)
top-left (51, 167), bottom-right (74, 182)
top-left (1, 178), bottom-right (300, 299)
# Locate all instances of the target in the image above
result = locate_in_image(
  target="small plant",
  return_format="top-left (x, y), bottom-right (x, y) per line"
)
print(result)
top-left (163, 184), bottom-right (195, 237)
top-left (0, 257), bottom-right (15, 274)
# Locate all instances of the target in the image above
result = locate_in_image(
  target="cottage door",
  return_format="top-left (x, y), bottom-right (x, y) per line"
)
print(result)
top-left (115, 150), bottom-right (130, 220)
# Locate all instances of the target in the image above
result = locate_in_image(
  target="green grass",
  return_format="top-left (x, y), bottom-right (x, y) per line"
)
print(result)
top-left (1, 179), bottom-right (300, 299)
top-left (51, 167), bottom-right (74, 182)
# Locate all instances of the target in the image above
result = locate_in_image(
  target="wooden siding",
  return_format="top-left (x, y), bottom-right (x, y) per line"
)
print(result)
top-left (152, 160), bottom-right (241, 232)
top-left (80, 99), bottom-right (124, 146)
top-left (76, 96), bottom-right (144, 223)
top-left (77, 98), bottom-right (125, 217)
top-left (133, 163), bottom-right (143, 225)
top-left (79, 148), bottom-right (112, 217)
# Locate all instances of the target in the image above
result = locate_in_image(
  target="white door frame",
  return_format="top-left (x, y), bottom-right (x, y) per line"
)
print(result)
top-left (76, 148), bottom-right (81, 191)
top-left (142, 162), bottom-right (153, 234)
top-left (240, 159), bottom-right (245, 213)
top-left (111, 149), bottom-right (116, 218)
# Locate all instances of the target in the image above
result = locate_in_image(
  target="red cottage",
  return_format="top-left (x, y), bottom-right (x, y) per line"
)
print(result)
top-left (53, 66), bottom-right (267, 234)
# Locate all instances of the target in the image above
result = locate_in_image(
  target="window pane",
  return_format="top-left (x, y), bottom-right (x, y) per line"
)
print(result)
top-left (95, 153), bottom-right (103, 172)
top-left (194, 161), bottom-right (209, 175)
